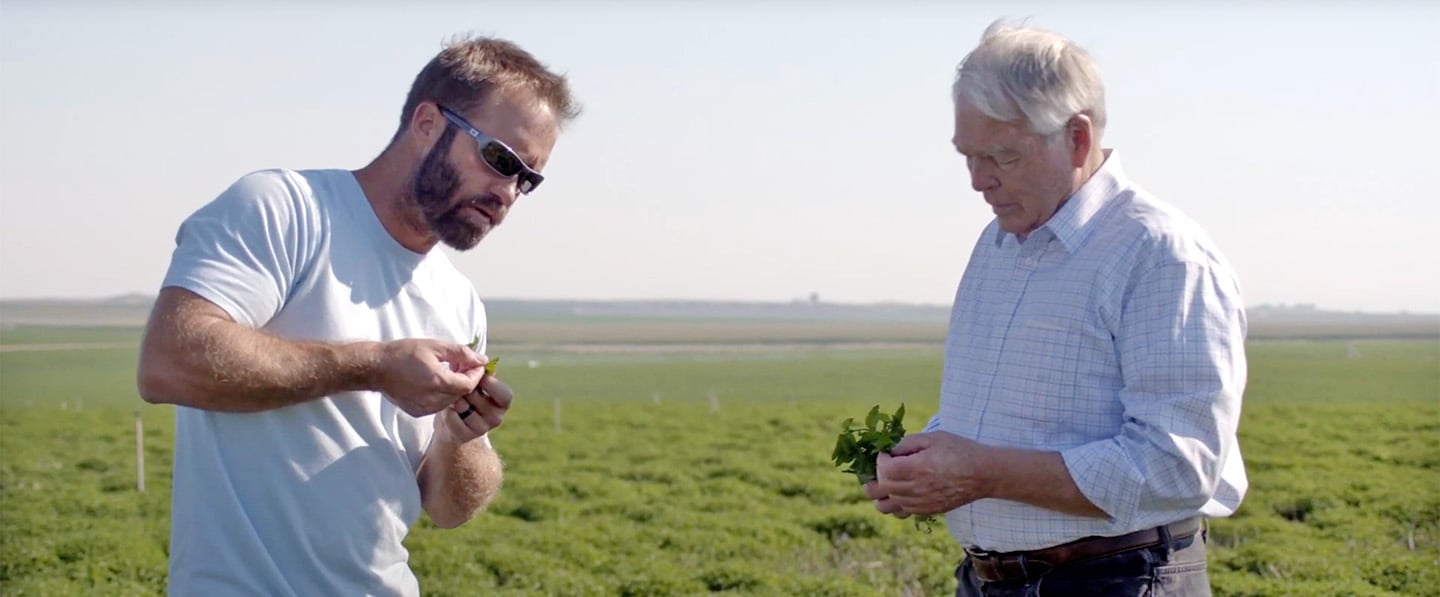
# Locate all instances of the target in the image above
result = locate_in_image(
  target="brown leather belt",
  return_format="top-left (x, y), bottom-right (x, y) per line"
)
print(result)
top-left (965, 517), bottom-right (1203, 583)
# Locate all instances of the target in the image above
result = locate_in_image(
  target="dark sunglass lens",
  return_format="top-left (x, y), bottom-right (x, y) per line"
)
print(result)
top-left (480, 142), bottom-right (521, 176)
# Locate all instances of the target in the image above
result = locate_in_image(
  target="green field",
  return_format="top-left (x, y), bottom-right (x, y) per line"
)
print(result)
top-left (1, 327), bottom-right (1437, 596)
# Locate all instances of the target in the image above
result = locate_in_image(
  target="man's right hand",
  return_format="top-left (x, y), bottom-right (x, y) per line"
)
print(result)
top-left (373, 339), bottom-right (487, 418)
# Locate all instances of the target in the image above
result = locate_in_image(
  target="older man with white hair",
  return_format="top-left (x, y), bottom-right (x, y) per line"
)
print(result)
top-left (864, 19), bottom-right (1248, 596)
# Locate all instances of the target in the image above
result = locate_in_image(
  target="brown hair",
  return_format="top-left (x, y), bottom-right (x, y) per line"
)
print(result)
top-left (394, 35), bottom-right (580, 140)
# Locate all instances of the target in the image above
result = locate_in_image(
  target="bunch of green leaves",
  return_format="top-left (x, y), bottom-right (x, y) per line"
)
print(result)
top-left (831, 404), bottom-right (908, 484)
top-left (831, 404), bottom-right (936, 532)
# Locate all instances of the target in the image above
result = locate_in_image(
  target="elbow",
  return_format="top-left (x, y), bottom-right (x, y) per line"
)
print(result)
top-left (136, 359), bottom-right (178, 405)
top-left (134, 289), bottom-right (234, 408)
top-left (1152, 454), bottom-right (1220, 513)
top-left (137, 324), bottom-right (173, 405)
top-left (136, 341), bottom-right (197, 406)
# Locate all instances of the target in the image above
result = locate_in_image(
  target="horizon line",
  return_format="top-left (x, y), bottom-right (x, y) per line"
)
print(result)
top-left (0, 293), bottom-right (1438, 317)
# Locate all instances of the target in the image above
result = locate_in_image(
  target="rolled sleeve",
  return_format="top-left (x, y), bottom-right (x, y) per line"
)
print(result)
top-left (1067, 259), bottom-right (1246, 527)
top-left (1062, 438), bottom-right (1144, 523)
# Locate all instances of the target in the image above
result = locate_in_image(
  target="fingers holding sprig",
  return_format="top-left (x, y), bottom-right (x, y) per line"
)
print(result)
top-left (441, 341), bottom-right (486, 373)
top-left (376, 339), bottom-right (485, 417)
top-left (864, 478), bottom-right (911, 518)
top-left (444, 358), bottom-right (511, 441)
top-left (870, 453), bottom-right (916, 518)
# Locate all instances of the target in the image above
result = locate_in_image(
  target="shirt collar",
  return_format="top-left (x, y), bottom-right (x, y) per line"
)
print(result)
top-left (992, 149), bottom-right (1127, 252)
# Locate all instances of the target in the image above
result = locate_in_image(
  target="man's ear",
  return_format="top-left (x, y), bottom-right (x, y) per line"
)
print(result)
top-left (1067, 114), bottom-right (1094, 168)
top-left (406, 102), bottom-right (446, 150)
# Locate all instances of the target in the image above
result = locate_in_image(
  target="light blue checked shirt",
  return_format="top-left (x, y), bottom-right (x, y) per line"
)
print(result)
top-left (926, 151), bottom-right (1248, 552)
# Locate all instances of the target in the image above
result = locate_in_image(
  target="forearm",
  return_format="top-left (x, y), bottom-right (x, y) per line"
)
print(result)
top-left (137, 289), bottom-right (382, 412)
top-left (986, 446), bottom-right (1108, 518)
top-left (418, 436), bottom-right (503, 528)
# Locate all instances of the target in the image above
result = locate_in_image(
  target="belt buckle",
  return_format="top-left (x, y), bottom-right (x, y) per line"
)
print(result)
top-left (967, 547), bottom-right (1024, 584)
top-left (965, 548), bottom-right (1003, 569)
top-left (965, 547), bottom-right (999, 559)
top-left (964, 548), bottom-right (1006, 583)
top-left (965, 547), bottom-right (1056, 583)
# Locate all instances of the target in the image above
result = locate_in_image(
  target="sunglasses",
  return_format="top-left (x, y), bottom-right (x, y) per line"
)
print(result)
top-left (437, 105), bottom-right (544, 194)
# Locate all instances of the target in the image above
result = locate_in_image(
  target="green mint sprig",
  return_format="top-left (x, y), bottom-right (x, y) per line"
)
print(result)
top-left (830, 403), bottom-right (936, 533)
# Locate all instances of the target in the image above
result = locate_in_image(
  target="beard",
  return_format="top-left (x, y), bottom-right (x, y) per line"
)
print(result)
top-left (407, 126), bottom-right (504, 251)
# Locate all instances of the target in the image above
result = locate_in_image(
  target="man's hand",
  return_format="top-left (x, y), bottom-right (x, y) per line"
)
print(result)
top-left (418, 365), bottom-right (510, 527)
top-left (865, 431), bottom-right (996, 517)
top-left (435, 369), bottom-right (513, 444)
top-left (375, 339), bottom-right (486, 418)
top-left (863, 480), bottom-right (911, 519)
top-left (866, 431), bottom-right (1109, 519)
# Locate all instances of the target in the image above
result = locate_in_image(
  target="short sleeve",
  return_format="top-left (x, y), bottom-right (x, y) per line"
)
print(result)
top-left (161, 170), bottom-right (317, 328)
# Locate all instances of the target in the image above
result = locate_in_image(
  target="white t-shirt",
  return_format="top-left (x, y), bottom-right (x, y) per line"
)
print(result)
top-left (160, 168), bottom-right (486, 597)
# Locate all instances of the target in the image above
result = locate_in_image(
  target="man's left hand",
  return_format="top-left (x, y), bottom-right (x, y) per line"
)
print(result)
top-left (867, 431), bottom-right (996, 517)
top-left (435, 373), bottom-right (512, 443)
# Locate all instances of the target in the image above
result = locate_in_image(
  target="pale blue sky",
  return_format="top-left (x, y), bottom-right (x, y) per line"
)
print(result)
top-left (2, 1), bottom-right (1436, 312)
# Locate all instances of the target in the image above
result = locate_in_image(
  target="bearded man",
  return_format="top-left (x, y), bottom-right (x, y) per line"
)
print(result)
top-left (137, 35), bottom-right (580, 597)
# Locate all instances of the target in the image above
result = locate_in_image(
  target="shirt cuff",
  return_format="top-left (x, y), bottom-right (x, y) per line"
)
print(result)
top-left (1061, 440), bottom-right (1143, 524)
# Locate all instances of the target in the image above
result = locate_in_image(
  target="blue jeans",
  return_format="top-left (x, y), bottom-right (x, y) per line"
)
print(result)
top-left (955, 529), bottom-right (1211, 597)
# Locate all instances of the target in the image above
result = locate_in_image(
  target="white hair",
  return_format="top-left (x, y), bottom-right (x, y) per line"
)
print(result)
top-left (952, 19), bottom-right (1107, 137)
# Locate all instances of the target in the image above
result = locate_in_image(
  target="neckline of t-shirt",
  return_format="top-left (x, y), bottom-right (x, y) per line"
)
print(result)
top-left (337, 170), bottom-right (431, 265)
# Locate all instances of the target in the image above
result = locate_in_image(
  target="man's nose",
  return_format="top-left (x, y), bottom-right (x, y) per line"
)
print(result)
top-left (487, 177), bottom-right (520, 207)
top-left (968, 162), bottom-right (998, 192)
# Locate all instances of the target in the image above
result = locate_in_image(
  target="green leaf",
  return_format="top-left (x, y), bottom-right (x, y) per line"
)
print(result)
top-left (832, 433), bottom-right (861, 467)
top-left (467, 335), bottom-right (481, 351)
top-left (484, 357), bottom-right (501, 376)
top-left (831, 403), bottom-right (933, 529)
